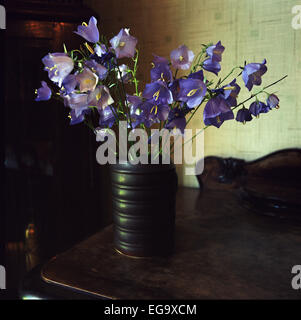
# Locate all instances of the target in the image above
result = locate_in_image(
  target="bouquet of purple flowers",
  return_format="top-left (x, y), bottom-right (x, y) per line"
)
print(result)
top-left (35, 16), bottom-right (286, 155)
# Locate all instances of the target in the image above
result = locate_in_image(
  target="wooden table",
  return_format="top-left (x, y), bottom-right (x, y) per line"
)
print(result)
top-left (41, 187), bottom-right (301, 299)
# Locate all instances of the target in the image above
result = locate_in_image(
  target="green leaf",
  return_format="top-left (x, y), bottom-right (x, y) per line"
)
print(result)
top-left (63, 43), bottom-right (68, 54)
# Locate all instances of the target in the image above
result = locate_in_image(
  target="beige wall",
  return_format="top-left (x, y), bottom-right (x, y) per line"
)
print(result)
top-left (85, 0), bottom-right (301, 187)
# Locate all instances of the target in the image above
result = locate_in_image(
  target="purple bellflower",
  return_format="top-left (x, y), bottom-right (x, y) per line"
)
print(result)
top-left (126, 95), bottom-right (145, 128)
top-left (178, 78), bottom-right (207, 108)
top-left (76, 67), bottom-right (99, 93)
top-left (42, 53), bottom-right (74, 87)
top-left (127, 94), bottom-right (170, 128)
top-left (266, 94), bottom-right (280, 109)
top-left (95, 44), bottom-right (107, 57)
top-left (140, 102), bottom-right (170, 127)
top-left (221, 79), bottom-right (241, 107)
top-left (91, 50), bottom-right (116, 71)
top-left (168, 79), bottom-right (181, 101)
top-left (116, 64), bottom-right (132, 83)
top-left (259, 103), bottom-right (271, 114)
top-left (249, 101), bottom-right (266, 117)
top-left (165, 105), bottom-right (190, 134)
top-left (236, 107), bottom-right (252, 123)
top-left (35, 81), bottom-right (52, 101)
top-left (188, 70), bottom-right (205, 81)
top-left (142, 81), bottom-right (173, 105)
top-left (170, 45), bottom-right (194, 70)
top-left (150, 55), bottom-right (172, 83)
top-left (69, 108), bottom-right (90, 125)
top-left (64, 92), bottom-right (91, 125)
top-left (61, 74), bottom-right (78, 95)
top-left (127, 94), bottom-right (142, 110)
top-left (206, 41), bottom-right (225, 62)
top-left (98, 106), bottom-right (116, 128)
top-left (74, 16), bottom-right (99, 43)
top-left (110, 28), bottom-right (137, 59)
top-left (242, 59), bottom-right (267, 91)
top-left (91, 44), bottom-right (115, 70)
top-left (64, 92), bottom-right (89, 113)
top-left (202, 41), bottom-right (224, 75)
top-left (88, 85), bottom-right (114, 110)
top-left (203, 96), bottom-right (234, 128)
top-left (85, 60), bottom-right (108, 80)
top-left (203, 58), bottom-right (222, 75)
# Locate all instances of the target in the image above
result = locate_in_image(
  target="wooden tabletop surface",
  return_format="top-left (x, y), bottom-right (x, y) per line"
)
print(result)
top-left (41, 187), bottom-right (301, 299)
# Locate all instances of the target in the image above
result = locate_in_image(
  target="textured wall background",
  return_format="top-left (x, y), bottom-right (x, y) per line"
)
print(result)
top-left (85, 0), bottom-right (301, 187)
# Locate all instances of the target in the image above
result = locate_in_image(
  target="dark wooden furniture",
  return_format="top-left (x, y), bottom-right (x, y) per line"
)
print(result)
top-left (197, 149), bottom-right (301, 222)
top-left (3, 0), bottom-right (112, 298)
top-left (37, 186), bottom-right (301, 299)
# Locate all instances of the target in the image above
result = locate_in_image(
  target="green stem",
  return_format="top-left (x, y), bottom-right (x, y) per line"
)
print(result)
top-left (117, 65), bottom-right (133, 129)
top-left (132, 49), bottom-right (139, 95)
top-left (109, 105), bottom-right (120, 123)
top-left (174, 69), bottom-right (178, 80)
top-left (185, 97), bottom-right (210, 127)
top-left (184, 125), bottom-right (208, 147)
top-left (190, 47), bottom-right (207, 73)
top-left (216, 66), bottom-right (242, 88)
top-left (170, 133), bottom-right (183, 154)
top-left (71, 49), bottom-right (86, 57)
top-left (231, 75), bottom-right (288, 111)
top-left (114, 84), bottom-right (126, 119)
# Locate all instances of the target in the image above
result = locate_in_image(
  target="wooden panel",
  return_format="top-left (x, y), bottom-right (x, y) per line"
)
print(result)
top-left (8, 20), bottom-right (55, 38)
top-left (4, 0), bottom-right (93, 22)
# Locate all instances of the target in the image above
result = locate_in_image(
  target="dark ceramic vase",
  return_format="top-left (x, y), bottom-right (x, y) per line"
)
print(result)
top-left (110, 161), bottom-right (178, 258)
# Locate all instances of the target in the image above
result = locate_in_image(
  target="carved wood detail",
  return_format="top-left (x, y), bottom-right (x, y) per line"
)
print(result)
top-left (196, 149), bottom-right (301, 222)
